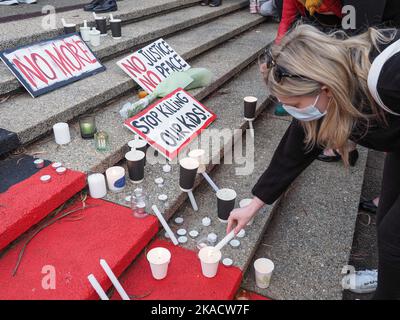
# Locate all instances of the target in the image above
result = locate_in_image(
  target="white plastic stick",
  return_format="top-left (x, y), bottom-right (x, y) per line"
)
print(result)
top-left (83, 19), bottom-right (87, 28)
top-left (100, 259), bottom-right (130, 300)
top-left (249, 121), bottom-right (254, 138)
top-left (187, 191), bottom-right (198, 211)
top-left (61, 18), bottom-right (67, 27)
top-left (152, 205), bottom-right (179, 245)
top-left (109, 13), bottom-right (114, 20)
top-left (201, 172), bottom-right (219, 192)
top-left (93, 12), bottom-right (97, 19)
top-left (88, 274), bottom-right (109, 300)
top-left (214, 230), bottom-right (235, 251)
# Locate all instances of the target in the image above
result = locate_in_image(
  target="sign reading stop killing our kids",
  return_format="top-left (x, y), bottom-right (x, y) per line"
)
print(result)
top-left (124, 88), bottom-right (216, 160)
top-left (0, 33), bottom-right (105, 98)
top-left (116, 38), bottom-right (191, 93)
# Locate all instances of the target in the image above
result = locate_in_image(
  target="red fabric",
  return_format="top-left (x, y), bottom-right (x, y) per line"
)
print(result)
top-left (112, 239), bottom-right (243, 300)
top-left (0, 166), bottom-right (86, 250)
top-left (276, 0), bottom-right (343, 43)
top-left (0, 198), bottom-right (158, 300)
top-left (247, 291), bottom-right (271, 300)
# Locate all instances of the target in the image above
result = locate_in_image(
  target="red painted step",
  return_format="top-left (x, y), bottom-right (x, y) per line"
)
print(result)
top-left (0, 165), bottom-right (86, 251)
top-left (0, 198), bottom-right (158, 300)
top-left (112, 239), bottom-right (243, 300)
top-left (247, 291), bottom-right (270, 300)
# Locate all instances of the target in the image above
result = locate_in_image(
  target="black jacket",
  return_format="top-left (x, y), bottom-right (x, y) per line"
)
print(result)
top-left (252, 30), bottom-right (400, 205)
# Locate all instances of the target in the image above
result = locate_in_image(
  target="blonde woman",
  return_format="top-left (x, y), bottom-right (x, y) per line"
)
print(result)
top-left (227, 24), bottom-right (400, 299)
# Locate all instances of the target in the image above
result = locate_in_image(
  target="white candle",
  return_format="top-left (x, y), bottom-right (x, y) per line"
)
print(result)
top-left (87, 274), bottom-right (109, 300)
top-left (105, 166), bottom-right (126, 193)
top-left (100, 259), bottom-right (130, 300)
top-left (152, 205), bottom-right (179, 246)
top-left (88, 173), bottom-right (107, 198)
top-left (53, 122), bottom-right (71, 145)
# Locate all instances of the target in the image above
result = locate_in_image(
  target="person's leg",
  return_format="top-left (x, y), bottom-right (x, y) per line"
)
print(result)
top-left (373, 151), bottom-right (400, 299)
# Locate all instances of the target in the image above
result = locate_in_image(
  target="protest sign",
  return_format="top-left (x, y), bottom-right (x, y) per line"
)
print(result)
top-left (124, 88), bottom-right (216, 160)
top-left (0, 33), bottom-right (105, 98)
top-left (117, 38), bottom-right (190, 93)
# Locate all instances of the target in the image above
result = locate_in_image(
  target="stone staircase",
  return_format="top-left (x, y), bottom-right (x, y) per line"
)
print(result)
top-left (0, 0), bottom-right (371, 300)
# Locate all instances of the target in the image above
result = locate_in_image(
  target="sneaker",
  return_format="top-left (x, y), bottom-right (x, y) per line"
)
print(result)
top-left (342, 269), bottom-right (378, 294)
top-left (17, 0), bottom-right (37, 3)
top-left (0, 0), bottom-right (19, 5)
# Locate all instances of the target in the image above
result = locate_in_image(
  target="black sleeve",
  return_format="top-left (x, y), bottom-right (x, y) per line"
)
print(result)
top-left (377, 52), bottom-right (400, 114)
top-left (251, 119), bottom-right (323, 205)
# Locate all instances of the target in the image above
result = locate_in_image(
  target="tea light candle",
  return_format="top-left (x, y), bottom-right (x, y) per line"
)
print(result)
top-left (105, 166), bottom-right (126, 193)
top-left (33, 159), bottom-right (44, 169)
top-left (230, 239), bottom-right (241, 248)
top-left (174, 217), bottom-right (184, 225)
top-left (178, 236), bottom-right (188, 244)
top-left (189, 230), bottom-right (199, 238)
top-left (51, 162), bottom-right (62, 170)
top-left (177, 229), bottom-right (187, 236)
top-left (40, 175), bottom-right (51, 183)
top-left (202, 217), bottom-right (211, 227)
top-left (223, 258), bottom-right (233, 267)
top-left (88, 173), bottom-right (107, 198)
top-left (56, 167), bottom-right (67, 175)
top-left (155, 177), bottom-right (164, 187)
top-left (162, 164), bottom-right (171, 173)
top-left (207, 233), bottom-right (217, 244)
top-left (237, 229), bottom-right (246, 238)
top-left (158, 194), bottom-right (168, 202)
top-left (53, 122), bottom-right (71, 145)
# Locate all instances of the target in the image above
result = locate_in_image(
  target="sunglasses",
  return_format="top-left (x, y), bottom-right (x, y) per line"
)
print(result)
top-left (259, 48), bottom-right (314, 84)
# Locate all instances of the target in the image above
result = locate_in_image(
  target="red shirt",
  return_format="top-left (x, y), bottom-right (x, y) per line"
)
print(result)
top-left (276, 0), bottom-right (343, 42)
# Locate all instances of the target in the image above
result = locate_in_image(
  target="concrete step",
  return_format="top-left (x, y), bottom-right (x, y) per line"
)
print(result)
top-left (0, 197), bottom-right (159, 300)
top-left (0, 14), bottom-right (273, 158)
top-left (0, 0), bottom-right (199, 52)
top-left (0, 0), bottom-right (251, 97)
top-left (25, 23), bottom-right (277, 175)
top-left (241, 116), bottom-right (368, 300)
top-left (0, 155), bottom-right (86, 251)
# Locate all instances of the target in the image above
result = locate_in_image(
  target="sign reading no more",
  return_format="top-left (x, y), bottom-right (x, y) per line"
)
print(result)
top-left (124, 88), bottom-right (216, 160)
top-left (0, 33), bottom-right (106, 98)
top-left (117, 39), bottom-right (191, 93)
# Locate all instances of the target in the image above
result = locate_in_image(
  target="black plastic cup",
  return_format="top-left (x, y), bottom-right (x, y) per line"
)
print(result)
top-left (244, 96), bottom-right (257, 120)
top-left (128, 138), bottom-right (148, 165)
top-left (179, 157), bottom-right (199, 192)
top-left (110, 19), bottom-right (122, 39)
top-left (64, 24), bottom-right (77, 35)
top-left (125, 150), bottom-right (145, 183)
top-left (95, 17), bottom-right (107, 36)
top-left (216, 188), bottom-right (237, 223)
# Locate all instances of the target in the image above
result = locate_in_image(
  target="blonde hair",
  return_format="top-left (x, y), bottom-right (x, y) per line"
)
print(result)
top-left (264, 24), bottom-right (396, 165)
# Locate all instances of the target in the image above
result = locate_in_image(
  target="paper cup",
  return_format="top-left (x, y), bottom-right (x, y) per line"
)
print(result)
top-left (179, 157), bottom-right (199, 191)
top-left (128, 138), bottom-right (148, 165)
top-left (216, 188), bottom-right (237, 223)
top-left (90, 29), bottom-right (101, 46)
top-left (147, 247), bottom-right (171, 280)
top-left (198, 246), bottom-right (222, 278)
top-left (188, 149), bottom-right (207, 173)
top-left (244, 96), bottom-right (257, 120)
top-left (105, 166), bottom-right (126, 192)
top-left (239, 198), bottom-right (254, 225)
top-left (95, 17), bottom-right (107, 36)
top-left (254, 258), bottom-right (274, 289)
top-left (125, 150), bottom-right (145, 183)
top-left (64, 23), bottom-right (76, 35)
top-left (80, 26), bottom-right (91, 42)
top-left (110, 19), bottom-right (122, 39)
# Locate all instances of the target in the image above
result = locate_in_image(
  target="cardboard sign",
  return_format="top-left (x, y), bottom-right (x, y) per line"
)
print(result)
top-left (125, 88), bottom-right (216, 160)
top-left (117, 39), bottom-right (190, 93)
top-left (0, 33), bottom-right (106, 97)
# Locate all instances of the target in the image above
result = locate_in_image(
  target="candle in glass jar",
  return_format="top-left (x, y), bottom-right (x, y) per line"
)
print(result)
top-left (79, 116), bottom-right (97, 139)
top-left (105, 166), bottom-right (126, 193)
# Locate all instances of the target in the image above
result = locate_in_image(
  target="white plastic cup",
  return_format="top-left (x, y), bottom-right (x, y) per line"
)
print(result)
top-left (147, 247), bottom-right (171, 280)
top-left (254, 258), bottom-right (274, 289)
top-left (198, 246), bottom-right (222, 278)
top-left (90, 28), bottom-right (101, 46)
top-left (188, 149), bottom-right (207, 173)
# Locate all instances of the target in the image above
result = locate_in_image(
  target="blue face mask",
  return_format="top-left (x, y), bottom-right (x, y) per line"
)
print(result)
top-left (282, 95), bottom-right (327, 122)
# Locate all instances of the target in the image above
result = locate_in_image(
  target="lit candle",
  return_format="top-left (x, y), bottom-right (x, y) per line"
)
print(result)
top-left (79, 116), bottom-right (97, 139)
top-left (88, 173), bottom-right (107, 198)
top-left (53, 122), bottom-right (71, 145)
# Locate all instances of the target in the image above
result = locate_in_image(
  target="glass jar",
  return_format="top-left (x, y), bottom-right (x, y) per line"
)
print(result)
top-left (79, 115), bottom-right (97, 139)
top-left (94, 131), bottom-right (109, 151)
top-left (131, 187), bottom-right (148, 218)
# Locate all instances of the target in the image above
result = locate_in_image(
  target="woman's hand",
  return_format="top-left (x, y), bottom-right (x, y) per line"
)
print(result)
top-left (226, 197), bottom-right (265, 235)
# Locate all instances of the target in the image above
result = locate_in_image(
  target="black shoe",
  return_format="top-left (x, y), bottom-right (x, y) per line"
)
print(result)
top-left (317, 149), bottom-right (359, 167)
top-left (84, 0), bottom-right (104, 11)
top-left (93, 0), bottom-right (117, 13)
top-left (359, 199), bottom-right (378, 214)
top-left (200, 0), bottom-right (209, 5)
top-left (209, 0), bottom-right (222, 7)
top-left (317, 149), bottom-right (341, 163)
